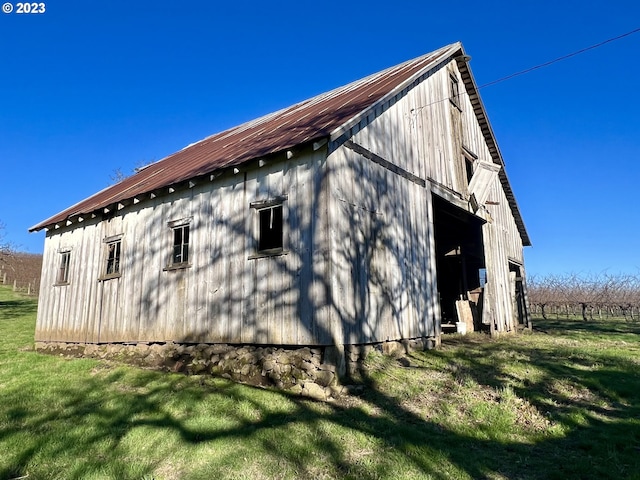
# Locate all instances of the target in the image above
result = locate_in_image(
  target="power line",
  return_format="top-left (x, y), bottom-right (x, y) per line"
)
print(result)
top-left (478, 26), bottom-right (640, 89)
top-left (409, 27), bottom-right (640, 114)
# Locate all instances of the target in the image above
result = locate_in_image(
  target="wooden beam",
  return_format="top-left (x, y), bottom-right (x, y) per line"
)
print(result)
top-left (462, 144), bottom-right (478, 160)
top-left (343, 140), bottom-right (426, 187)
top-left (313, 138), bottom-right (328, 151)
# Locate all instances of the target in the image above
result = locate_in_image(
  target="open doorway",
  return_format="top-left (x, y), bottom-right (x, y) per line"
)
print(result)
top-left (509, 261), bottom-right (530, 329)
top-left (432, 194), bottom-right (486, 333)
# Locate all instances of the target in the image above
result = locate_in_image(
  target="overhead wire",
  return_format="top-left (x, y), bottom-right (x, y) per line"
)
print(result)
top-left (409, 26), bottom-right (640, 113)
top-left (478, 26), bottom-right (640, 89)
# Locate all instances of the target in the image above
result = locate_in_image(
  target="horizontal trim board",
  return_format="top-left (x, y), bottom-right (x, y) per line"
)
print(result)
top-left (249, 195), bottom-right (289, 209)
top-left (343, 140), bottom-right (426, 188)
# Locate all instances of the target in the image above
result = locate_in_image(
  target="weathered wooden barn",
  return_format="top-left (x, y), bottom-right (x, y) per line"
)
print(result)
top-left (30, 43), bottom-right (530, 378)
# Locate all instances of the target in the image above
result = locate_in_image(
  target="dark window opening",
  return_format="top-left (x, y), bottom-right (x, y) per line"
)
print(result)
top-left (465, 157), bottom-right (475, 184)
top-left (258, 205), bottom-right (283, 252)
top-left (57, 251), bottom-right (70, 284)
top-left (172, 224), bottom-right (190, 265)
top-left (105, 240), bottom-right (121, 275)
top-left (450, 74), bottom-right (460, 108)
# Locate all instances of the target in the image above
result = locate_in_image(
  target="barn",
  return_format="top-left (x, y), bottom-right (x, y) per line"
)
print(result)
top-left (30, 42), bottom-right (530, 389)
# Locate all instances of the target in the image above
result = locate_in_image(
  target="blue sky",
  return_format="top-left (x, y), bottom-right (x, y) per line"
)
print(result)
top-left (1, 0), bottom-right (638, 277)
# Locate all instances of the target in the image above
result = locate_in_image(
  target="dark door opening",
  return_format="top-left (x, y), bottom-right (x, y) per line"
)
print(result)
top-left (432, 195), bottom-right (486, 333)
top-left (509, 262), bottom-right (530, 328)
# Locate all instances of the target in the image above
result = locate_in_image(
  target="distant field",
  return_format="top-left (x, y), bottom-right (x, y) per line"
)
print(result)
top-left (1, 285), bottom-right (639, 479)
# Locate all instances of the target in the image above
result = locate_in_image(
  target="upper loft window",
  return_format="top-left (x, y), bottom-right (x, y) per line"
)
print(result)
top-left (249, 195), bottom-right (287, 258)
top-left (56, 251), bottom-right (71, 285)
top-left (462, 146), bottom-right (478, 186)
top-left (449, 74), bottom-right (461, 109)
top-left (465, 157), bottom-right (475, 184)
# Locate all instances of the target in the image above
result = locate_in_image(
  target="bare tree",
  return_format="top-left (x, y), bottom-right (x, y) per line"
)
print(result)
top-left (109, 168), bottom-right (127, 184)
top-left (0, 220), bottom-right (16, 286)
top-left (0, 221), bottom-right (14, 257)
top-left (528, 272), bottom-right (640, 322)
top-left (110, 159), bottom-right (157, 185)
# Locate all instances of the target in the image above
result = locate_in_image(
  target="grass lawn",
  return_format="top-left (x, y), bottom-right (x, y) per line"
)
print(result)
top-left (1, 285), bottom-right (639, 479)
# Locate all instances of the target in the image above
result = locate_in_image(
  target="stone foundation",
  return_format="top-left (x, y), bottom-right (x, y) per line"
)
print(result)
top-left (35, 336), bottom-right (438, 400)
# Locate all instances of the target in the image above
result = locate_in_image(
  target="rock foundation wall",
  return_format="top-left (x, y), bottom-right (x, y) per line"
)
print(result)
top-left (35, 336), bottom-right (438, 400)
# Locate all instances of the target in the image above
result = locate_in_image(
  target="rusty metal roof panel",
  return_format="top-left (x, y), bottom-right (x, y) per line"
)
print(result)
top-left (30, 44), bottom-right (459, 232)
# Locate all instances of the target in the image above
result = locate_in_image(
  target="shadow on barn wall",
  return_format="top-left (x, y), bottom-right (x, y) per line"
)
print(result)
top-left (36, 128), bottom-right (440, 395)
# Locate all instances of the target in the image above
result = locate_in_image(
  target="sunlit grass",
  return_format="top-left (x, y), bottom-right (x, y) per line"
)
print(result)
top-left (1, 285), bottom-right (639, 479)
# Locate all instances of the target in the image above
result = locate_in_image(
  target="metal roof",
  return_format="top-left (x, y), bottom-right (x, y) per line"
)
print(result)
top-left (30, 42), bottom-right (530, 246)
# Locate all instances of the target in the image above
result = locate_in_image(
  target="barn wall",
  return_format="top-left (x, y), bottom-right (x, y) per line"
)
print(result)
top-left (36, 219), bottom-right (102, 343)
top-left (324, 62), bottom-right (457, 344)
top-left (341, 62), bottom-right (460, 192)
top-left (327, 58), bottom-right (527, 334)
top-left (36, 148), bottom-right (333, 345)
top-left (456, 62), bottom-right (526, 332)
top-left (326, 145), bottom-right (437, 345)
top-left (480, 179), bottom-right (526, 332)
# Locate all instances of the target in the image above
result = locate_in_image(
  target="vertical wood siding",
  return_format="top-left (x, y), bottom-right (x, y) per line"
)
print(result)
top-left (327, 58), bottom-right (526, 338)
top-left (36, 149), bottom-right (333, 345)
top-left (35, 58), bottom-right (527, 345)
top-left (327, 145), bottom-right (435, 344)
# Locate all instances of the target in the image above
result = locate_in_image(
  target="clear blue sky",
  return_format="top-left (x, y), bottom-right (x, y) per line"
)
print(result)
top-left (1, 0), bottom-right (638, 277)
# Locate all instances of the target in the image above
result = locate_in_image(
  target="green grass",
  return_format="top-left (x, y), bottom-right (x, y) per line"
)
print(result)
top-left (1, 285), bottom-right (639, 479)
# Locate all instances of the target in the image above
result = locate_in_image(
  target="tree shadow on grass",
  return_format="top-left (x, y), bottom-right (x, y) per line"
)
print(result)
top-left (0, 299), bottom-right (37, 321)
top-left (534, 317), bottom-right (640, 337)
top-left (2, 364), bottom-right (485, 479)
top-left (3, 329), bottom-right (640, 480)
top-left (414, 331), bottom-right (640, 479)
top-left (2, 303), bottom-right (639, 479)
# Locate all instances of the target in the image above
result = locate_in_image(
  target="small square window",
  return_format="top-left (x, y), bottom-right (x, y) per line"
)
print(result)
top-left (56, 251), bottom-right (70, 284)
top-left (171, 224), bottom-right (190, 265)
top-left (249, 196), bottom-right (287, 259)
top-left (258, 205), bottom-right (283, 252)
top-left (105, 239), bottom-right (121, 276)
